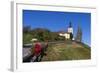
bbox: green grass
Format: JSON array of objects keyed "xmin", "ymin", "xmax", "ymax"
[{"xmin": 42, "ymin": 41, "xmax": 91, "ymax": 61}]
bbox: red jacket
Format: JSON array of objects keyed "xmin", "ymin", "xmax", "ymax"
[{"xmin": 34, "ymin": 43, "xmax": 42, "ymax": 56}]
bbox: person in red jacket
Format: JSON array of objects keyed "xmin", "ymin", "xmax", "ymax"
[
  {"xmin": 34, "ymin": 41, "xmax": 42, "ymax": 56},
  {"xmin": 31, "ymin": 40, "xmax": 42, "ymax": 62}
]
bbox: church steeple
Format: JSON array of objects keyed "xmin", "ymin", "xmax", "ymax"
[
  {"xmin": 68, "ymin": 21, "xmax": 73, "ymax": 33},
  {"xmin": 67, "ymin": 21, "xmax": 73, "ymax": 40},
  {"xmin": 69, "ymin": 21, "xmax": 72, "ymax": 28}
]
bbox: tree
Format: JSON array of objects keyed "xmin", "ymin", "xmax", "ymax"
[
  {"xmin": 75, "ymin": 25, "xmax": 82, "ymax": 42},
  {"xmin": 23, "ymin": 26, "xmax": 31, "ymax": 33},
  {"xmin": 31, "ymin": 28, "xmax": 51, "ymax": 41},
  {"xmin": 70, "ymin": 33, "xmax": 73, "ymax": 40}
]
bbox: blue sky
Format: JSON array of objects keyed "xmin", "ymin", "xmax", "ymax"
[{"xmin": 23, "ymin": 10, "xmax": 91, "ymax": 46}]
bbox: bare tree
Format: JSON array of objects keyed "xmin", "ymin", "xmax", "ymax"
[{"xmin": 75, "ymin": 25, "xmax": 82, "ymax": 42}]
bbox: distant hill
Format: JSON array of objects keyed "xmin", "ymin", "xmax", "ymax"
[{"xmin": 41, "ymin": 40, "xmax": 91, "ymax": 61}]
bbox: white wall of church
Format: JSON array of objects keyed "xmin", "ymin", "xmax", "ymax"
[
  {"xmin": 68, "ymin": 28, "xmax": 73, "ymax": 34},
  {"xmin": 59, "ymin": 33, "xmax": 70, "ymax": 39}
]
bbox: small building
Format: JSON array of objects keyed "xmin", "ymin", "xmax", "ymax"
[{"xmin": 59, "ymin": 32, "xmax": 70, "ymax": 39}]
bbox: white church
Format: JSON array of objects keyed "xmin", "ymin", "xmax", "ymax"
[{"xmin": 59, "ymin": 22, "xmax": 74, "ymax": 40}]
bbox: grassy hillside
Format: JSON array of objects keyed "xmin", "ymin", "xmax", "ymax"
[{"xmin": 41, "ymin": 41, "xmax": 91, "ymax": 61}]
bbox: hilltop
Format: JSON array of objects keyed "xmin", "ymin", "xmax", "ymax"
[{"xmin": 41, "ymin": 41, "xmax": 91, "ymax": 61}]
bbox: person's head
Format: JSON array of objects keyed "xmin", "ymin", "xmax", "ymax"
[{"xmin": 33, "ymin": 39, "xmax": 37, "ymax": 43}]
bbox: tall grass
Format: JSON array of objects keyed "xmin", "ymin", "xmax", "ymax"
[{"xmin": 42, "ymin": 41, "xmax": 91, "ymax": 61}]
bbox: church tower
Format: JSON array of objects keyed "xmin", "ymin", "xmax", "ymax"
[
  {"xmin": 68, "ymin": 22, "xmax": 73, "ymax": 34},
  {"xmin": 68, "ymin": 22, "xmax": 73, "ymax": 40}
]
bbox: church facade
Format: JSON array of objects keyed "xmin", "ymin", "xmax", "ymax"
[{"xmin": 59, "ymin": 22, "xmax": 74, "ymax": 40}]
